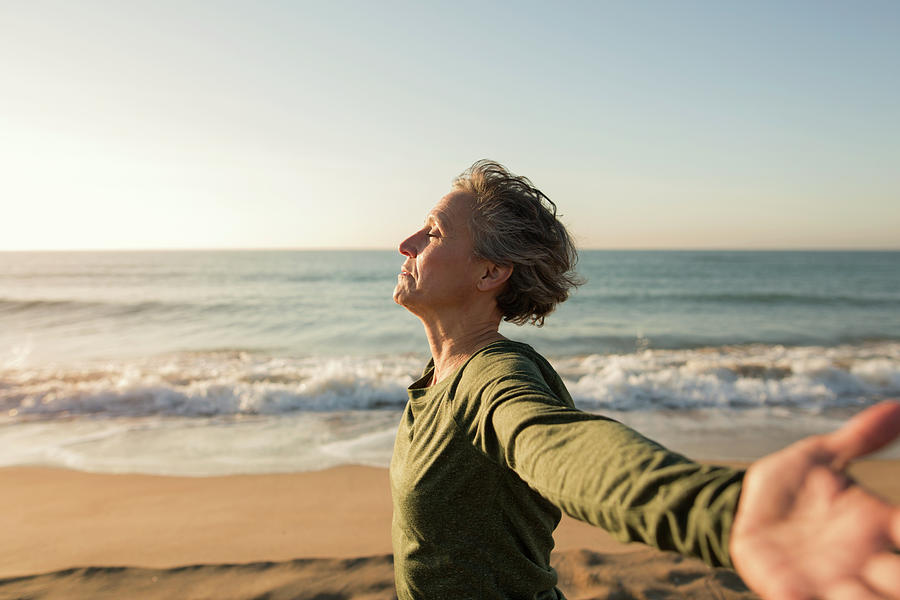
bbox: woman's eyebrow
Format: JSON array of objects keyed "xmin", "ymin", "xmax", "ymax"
[{"xmin": 425, "ymin": 212, "xmax": 451, "ymax": 232}]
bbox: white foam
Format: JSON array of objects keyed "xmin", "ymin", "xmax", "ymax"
[
  {"xmin": 1, "ymin": 352, "xmax": 423, "ymax": 420},
  {"xmin": 2, "ymin": 343, "xmax": 899, "ymax": 475},
  {"xmin": 557, "ymin": 342, "xmax": 900, "ymax": 411},
  {"xmin": 3, "ymin": 343, "xmax": 899, "ymax": 422}
]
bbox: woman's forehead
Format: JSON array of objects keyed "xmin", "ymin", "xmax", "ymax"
[{"xmin": 427, "ymin": 190, "xmax": 474, "ymax": 231}]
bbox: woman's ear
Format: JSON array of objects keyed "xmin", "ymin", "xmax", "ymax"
[{"xmin": 477, "ymin": 262, "xmax": 513, "ymax": 292}]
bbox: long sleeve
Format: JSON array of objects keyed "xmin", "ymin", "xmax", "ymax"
[{"xmin": 463, "ymin": 348, "xmax": 744, "ymax": 569}]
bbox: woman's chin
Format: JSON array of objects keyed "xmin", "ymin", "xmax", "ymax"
[{"xmin": 393, "ymin": 287, "xmax": 414, "ymax": 309}]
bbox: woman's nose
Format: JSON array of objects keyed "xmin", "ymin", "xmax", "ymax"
[{"xmin": 398, "ymin": 233, "xmax": 418, "ymax": 258}]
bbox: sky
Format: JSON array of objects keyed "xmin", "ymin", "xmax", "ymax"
[{"xmin": 1, "ymin": 0, "xmax": 898, "ymax": 250}]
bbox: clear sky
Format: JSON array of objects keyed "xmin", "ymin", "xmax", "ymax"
[{"xmin": 2, "ymin": 0, "xmax": 898, "ymax": 250}]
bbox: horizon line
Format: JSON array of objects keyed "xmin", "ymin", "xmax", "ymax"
[{"xmin": 1, "ymin": 246, "xmax": 899, "ymax": 253}]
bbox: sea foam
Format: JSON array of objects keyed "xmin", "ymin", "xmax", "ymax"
[
  {"xmin": 2, "ymin": 342, "xmax": 898, "ymax": 422},
  {"xmin": 2, "ymin": 343, "xmax": 899, "ymax": 475},
  {"xmin": 1, "ymin": 351, "xmax": 419, "ymax": 421}
]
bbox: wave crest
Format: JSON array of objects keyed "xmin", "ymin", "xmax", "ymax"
[
  {"xmin": 557, "ymin": 342, "xmax": 900, "ymax": 411},
  {"xmin": 1, "ymin": 352, "xmax": 421, "ymax": 420},
  {"xmin": 3, "ymin": 342, "xmax": 899, "ymax": 422}
]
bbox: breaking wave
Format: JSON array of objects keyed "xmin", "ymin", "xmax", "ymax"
[{"xmin": 3, "ymin": 342, "xmax": 898, "ymax": 422}]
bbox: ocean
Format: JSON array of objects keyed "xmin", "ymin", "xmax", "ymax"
[{"xmin": 2, "ymin": 250, "xmax": 899, "ymax": 475}]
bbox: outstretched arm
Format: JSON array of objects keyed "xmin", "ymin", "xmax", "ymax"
[{"xmin": 731, "ymin": 400, "xmax": 900, "ymax": 600}]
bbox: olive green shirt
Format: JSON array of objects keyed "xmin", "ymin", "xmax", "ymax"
[{"xmin": 390, "ymin": 340, "xmax": 744, "ymax": 599}]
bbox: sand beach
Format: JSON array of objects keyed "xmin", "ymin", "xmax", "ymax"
[{"xmin": 2, "ymin": 459, "xmax": 898, "ymax": 599}]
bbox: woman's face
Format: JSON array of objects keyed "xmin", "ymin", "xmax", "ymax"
[{"xmin": 393, "ymin": 190, "xmax": 483, "ymax": 317}]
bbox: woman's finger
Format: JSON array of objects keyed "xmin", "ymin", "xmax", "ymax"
[
  {"xmin": 863, "ymin": 552, "xmax": 900, "ymax": 599},
  {"xmin": 823, "ymin": 579, "xmax": 889, "ymax": 600},
  {"xmin": 823, "ymin": 401, "xmax": 900, "ymax": 469}
]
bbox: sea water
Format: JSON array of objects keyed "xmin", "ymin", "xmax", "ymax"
[{"xmin": 1, "ymin": 250, "xmax": 899, "ymax": 475}]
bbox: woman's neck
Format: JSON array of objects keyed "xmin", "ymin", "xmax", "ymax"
[{"xmin": 423, "ymin": 322, "xmax": 506, "ymax": 386}]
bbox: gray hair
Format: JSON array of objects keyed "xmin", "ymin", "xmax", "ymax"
[{"xmin": 453, "ymin": 160, "xmax": 583, "ymax": 326}]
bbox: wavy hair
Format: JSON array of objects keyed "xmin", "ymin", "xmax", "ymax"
[{"xmin": 453, "ymin": 160, "xmax": 583, "ymax": 326}]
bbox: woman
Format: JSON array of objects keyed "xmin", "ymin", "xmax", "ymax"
[{"xmin": 391, "ymin": 160, "xmax": 900, "ymax": 599}]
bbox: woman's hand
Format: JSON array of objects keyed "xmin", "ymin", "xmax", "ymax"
[{"xmin": 731, "ymin": 400, "xmax": 900, "ymax": 600}]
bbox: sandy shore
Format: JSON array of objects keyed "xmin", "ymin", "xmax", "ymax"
[{"xmin": 1, "ymin": 460, "xmax": 898, "ymax": 599}]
